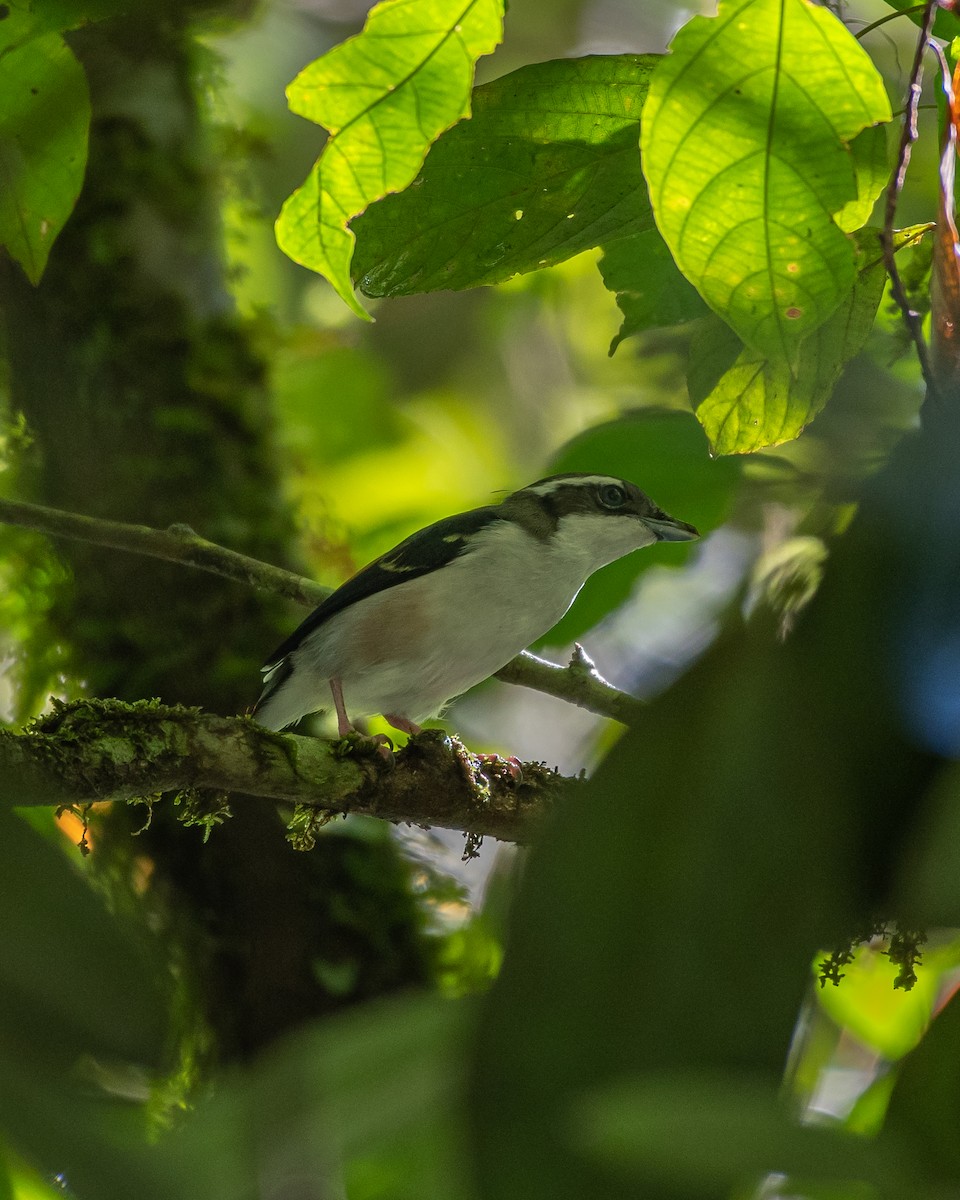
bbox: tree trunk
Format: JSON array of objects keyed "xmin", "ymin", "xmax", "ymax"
[{"xmin": 1, "ymin": 9, "xmax": 428, "ymax": 1062}]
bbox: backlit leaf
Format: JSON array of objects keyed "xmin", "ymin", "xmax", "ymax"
[
  {"xmin": 837, "ymin": 123, "xmax": 890, "ymax": 234},
  {"xmin": 687, "ymin": 231, "xmax": 900, "ymax": 454},
  {"xmin": 642, "ymin": 0, "xmax": 891, "ymax": 362},
  {"xmin": 275, "ymin": 0, "xmax": 504, "ymax": 319}
]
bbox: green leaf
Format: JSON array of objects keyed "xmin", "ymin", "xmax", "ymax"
[
  {"xmin": 813, "ymin": 942, "xmax": 940, "ymax": 1060},
  {"xmin": 641, "ymin": 0, "xmax": 892, "ymax": 362},
  {"xmin": 275, "ymin": 0, "xmax": 504, "ymax": 319},
  {"xmin": 576, "ymin": 1073, "xmax": 918, "ymax": 1195},
  {"xmin": 598, "ymin": 228, "xmax": 708, "ymax": 353},
  {"xmin": 687, "ymin": 232, "xmax": 889, "ymax": 454},
  {"xmin": 542, "ymin": 409, "xmax": 740, "ymax": 644},
  {"xmin": 351, "ymin": 55, "xmax": 657, "ymax": 297},
  {"xmin": 836, "ymin": 124, "xmax": 889, "ymax": 234},
  {"xmin": 0, "ymin": 808, "xmax": 171, "ymax": 1200},
  {"xmin": 470, "ymin": 627, "xmax": 880, "ymax": 1200},
  {"xmin": 0, "ymin": 22, "xmax": 90, "ymax": 283}
]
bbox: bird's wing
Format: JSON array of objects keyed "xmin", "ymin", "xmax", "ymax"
[{"xmin": 262, "ymin": 506, "xmax": 501, "ymax": 668}]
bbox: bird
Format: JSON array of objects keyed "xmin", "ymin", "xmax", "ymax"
[{"xmin": 253, "ymin": 473, "xmax": 699, "ymax": 736}]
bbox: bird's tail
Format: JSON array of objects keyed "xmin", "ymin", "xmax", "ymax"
[{"xmin": 251, "ymin": 658, "xmax": 302, "ymax": 731}]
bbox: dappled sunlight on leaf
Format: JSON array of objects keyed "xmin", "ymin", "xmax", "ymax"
[
  {"xmin": 642, "ymin": 0, "xmax": 891, "ymax": 361},
  {"xmin": 687, "ymin": 230, "xmax": 926, "ymax": 454}
]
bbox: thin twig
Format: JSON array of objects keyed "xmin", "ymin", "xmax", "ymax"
[
  {"xmin": 0, "ymin": 497, "xmax": 326, "ymax": 607},
  {"xmin": 855, "ymin": 4, "xmax": 925, "ymax": 40},
  {"xmin": 496, "ymin": 645, "xmax": 645, "ymax": 725},
  {"xmin": 880, "ymin": 0, "xmax": 941, "ymax": 407},
  {"xmin": 0, "ymin": 496, "xmax": 644, "ymax": 726}
]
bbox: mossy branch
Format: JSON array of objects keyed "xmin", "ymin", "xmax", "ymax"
[
  {"xmin": 0, "ymin": 497, "xmax": 644, "ymax": 725},
  {"xmin": 0, "ymin": 699, "xmax": 573, "ymax": 844}
]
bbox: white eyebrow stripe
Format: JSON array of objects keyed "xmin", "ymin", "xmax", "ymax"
[{"xmin": 524, "ymin": 475, "xmax": 624, "ymax": 496}]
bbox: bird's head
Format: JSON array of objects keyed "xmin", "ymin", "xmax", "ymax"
[{"xmin": 501, "ymin": 473, "xmax": 699, "ymax": 571}]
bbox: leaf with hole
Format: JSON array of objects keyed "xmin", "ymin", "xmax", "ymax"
[{"xmin": 352, "ymin": 55, "xmax": 657, "ymax": 297}]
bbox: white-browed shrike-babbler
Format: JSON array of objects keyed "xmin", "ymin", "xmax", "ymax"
[{"xmin": 253, "ymin": 473, "xmax": 699, "ymax": 736}]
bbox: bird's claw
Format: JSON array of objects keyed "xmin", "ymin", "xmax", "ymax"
[
  {"xmin": 370, "ymin": 732, "xmax": 396, "ymax": 766},
  {"xmin": 333, "ymin": 729, "xmax": 395, "ymax": 766}
]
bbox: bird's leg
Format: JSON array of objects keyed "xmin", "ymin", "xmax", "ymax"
[
  {"xmin": 331, "ymin": 678, "xmax": 395, "ymax": 761},
  {"xmin": 329, "ymin": 677, "xmax": 355, "ymax": 737},
  {"xmin": 383, "ymin": 713, "xmax": 422, "ymax": 737}
]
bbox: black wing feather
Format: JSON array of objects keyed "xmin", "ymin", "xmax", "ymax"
[{"xmin": 263, "ymin": 506, "xmax": 501, "ymax": 667}]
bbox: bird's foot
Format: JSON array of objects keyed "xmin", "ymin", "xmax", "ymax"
[
  {"xmin": 333, "ymin": 728, "xmax": 395, "ymax": 766},
  {"xmin": 369, "ymin": 732, "xmax": 396, "ymax": 765}
]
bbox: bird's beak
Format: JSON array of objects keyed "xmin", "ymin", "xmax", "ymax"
[{"xmin": 644, "ymin": 515, "xmax": 700, "ymax": 542}]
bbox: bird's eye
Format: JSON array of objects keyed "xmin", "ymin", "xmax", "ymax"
[{"xmin": 597, "ymin": 484, "xmax": 627, "ymax": 509}]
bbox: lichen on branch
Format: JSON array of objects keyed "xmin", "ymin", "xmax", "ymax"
[{"xmin": 0, "ymin": 698, "xmax": 573, "ymax": 844}]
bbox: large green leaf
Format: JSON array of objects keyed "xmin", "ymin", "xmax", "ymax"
[
  {"xmin": 351, "ymin": 55, "xmax": 657, "ymax": 296},
  {"xmin": 884, "ymin": 992, "xmax": 960, "ymax": 1180},
  {"xmin": 598, "ymin": 228, "xmax": 709, "ymax": 353},
  {"xmin": 0, "ymin": 10, "xmax": 90, "ymax": 284},
  {"xmin": 0, "ymin": 808, "xmax": 169, "ymax": 1072},
  {"xmin": 642, "ymin": 0, "xmax": 891, "ymax": 363},
  {"xmin": 0, "ymin": 806, "xmax": 170, "ymax": 1199},
  {"xmin": 600, "ymin": 124, "xmax": 886, "ymax": 356},
  {"xmin": 687, "ymin": 231, "xmax": 891, "ymax": 454},
  {"xmin": 275, "ymin": 0, "xmax": 503, "ymax": 319},
  {"xmin": 470, "ymin": 402, "xmax": 960, "ymax": 1200}
]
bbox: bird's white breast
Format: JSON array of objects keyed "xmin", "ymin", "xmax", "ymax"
[{"xmin": 285, "ymin": 512, "xmax": 657, "ymax": 724}]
